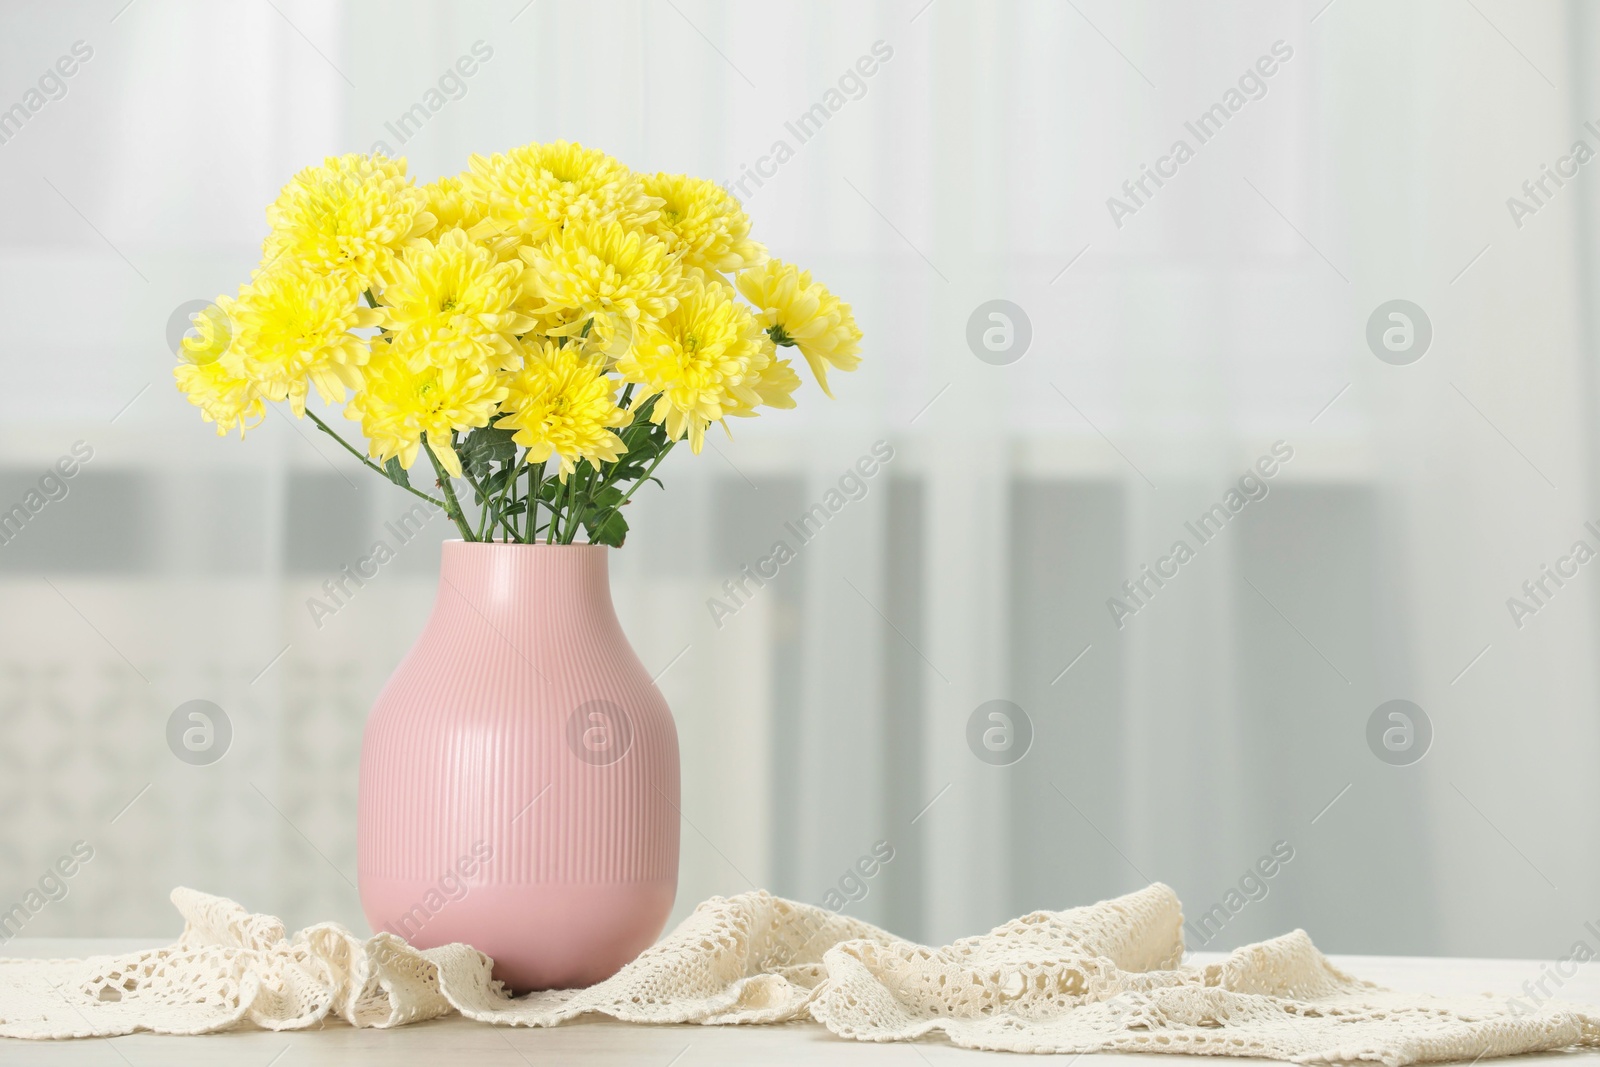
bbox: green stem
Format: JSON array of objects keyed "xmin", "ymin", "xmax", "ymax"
[
  {"xmin": 550, "ymin": 470, "xmax": 579, "ymax": 544},
  {"xmin": 304, "ymin": 409, "xmax": 450, "ymax": 511},
  {"xmin": 564, "ymin": 464, "xmax": 594, "ymax": 543},
  {"xmin": 559, "ymin": 465, "xmax": 583, "ymax": 544},
  {"xmin": 450, "ymin": 432, "xmax": 489, "ymax": 540},
  {"xmin": 591, "ymin": 441, "xmax": 674, "ymax": 531},
  {"xmin": 617, "ymin": 443, "xmax": 673, "ymax": 508},
  {"xmin": 563, "ymin": 404, "xmax": 671, "ymax": 543},
  {"xmin": 545, "ymin": 473, "xmax": 560, "ymax": 545},
  {"xmin": 578, "ymin": 398, "xmax": 658, "ymax": 507},
  {"xmin": 468, "ymin": 471, "xmax": 514, "ymax": 542},
  {"xmin": 491, "ymin": 457, "xmax": 522, "ymax": 542},
  {"xmin": 474, "ymin": 462, "xmax": 490, "ymax": 539},
  {"xmin": 527, "ymin": 461, "xmax": 545, "ymax": 541},
  {"xmin": 452, "ymin": 434, "xmax": 522, "ymax": 542},
  {"xmin": 556, "ymin": 472, "xmax": 576, "ymax": 544},
  {"xmin": 423, "ymin": 442, "xmax": 476, "ymax": 541}
]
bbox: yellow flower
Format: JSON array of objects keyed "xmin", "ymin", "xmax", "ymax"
[
  {"xmin": 344, "ymin": 339, "xmax": 508, "ymax": 478},
  {"xmin": 263, "ymin": 153, "xmax": 435, "ymax": 284},
  {"xmin": 616, "ymin": 278, "xmax": 765, "ymax": 452},
  {"xmin": 419, "ymin": 174, "xmax": 485, "ymax": 233},
  {"xmin": 499, "ymin": 340, "xmax": 629, "ymax": 479},
  {"xmin": 514, "ymin": 304, "xmax": 629, "ymax": 370},
  {"xmin": 173, "ymin": 297, "xmax": 264, "ymax": 436},
  {"xmin": 378, "ymin": 228, "xmax": 533, "ymax": 371},
  {"xmin": 175, "ymin": 357, "xmax": 264, "ymax": 437},
  {"xmin": 422, "ymin": 173, "xmax": 523, "ymax": 263},
  {"xmin": 462, "ymin": 140, "xmax": 659, "ymax": 248},
  {"xmin": 736, "ymin": 259, "xmax": 862, "ymax": 397},
  {"xmin": 231, "ymin": 264, "xmax": 382, "ymax": 416},
  {"xmin": 729, "ymin": 337, "xmax": 800, "ymax": 415},
  {"xmin": 643, "ymin": 173, "xmax": 764, "ymax": 276},
  {"xmin": 176, "ymin": 297, "xmax": 235, "ymax": 367},
  {"xmin": 523, "ymin": 218, "xmax": 683, "ymax": 326}
]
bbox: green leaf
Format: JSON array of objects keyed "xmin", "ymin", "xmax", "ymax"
[
  {"xmin": 459, "ymin": 425, "xmax": 517, "ymax": 481},
  {"xmin": 382, "ymin": 457, "xmax": 411, "ymax": 488},
  {"xmin": 481, "ymin": 466, "xmax": 518, "ymax": 497},
  {"xmin": 606, "ymin": 421, "xmax": 671, "ymax": 484},
  {"xmin": 584, "ymin": 508, "xmax": 628, "ymax": 547}
]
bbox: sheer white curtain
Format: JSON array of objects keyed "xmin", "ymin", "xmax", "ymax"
[{"xmin": 0, "ymin": 0, "xmax": 1595, "ymax": 962}]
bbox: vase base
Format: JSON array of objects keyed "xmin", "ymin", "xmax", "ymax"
[{"xmin": 362, "ymin": 878, "xmax": 676, "ymax": 992}]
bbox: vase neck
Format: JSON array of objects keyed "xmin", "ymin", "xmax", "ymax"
[{"xmin": 435, "ymin": 542, "xmax": 614, "ymax": 623}]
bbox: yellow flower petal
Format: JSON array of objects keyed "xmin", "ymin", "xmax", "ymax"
[
  {"xmin": 500, "ymin": 340, "xmax": 629, "ymax": 477},
  {"xmin": 263, "ymin": 153, "xmax": 433, "ymax": 286},
  {"xmin": 736, "ymin": 258, "xmax": 861, "ymax": 397}
]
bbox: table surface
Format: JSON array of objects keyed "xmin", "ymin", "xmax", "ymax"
[{"xmin": 3, "ymin": 941, "xmax": 1598, "ymax": 1066}]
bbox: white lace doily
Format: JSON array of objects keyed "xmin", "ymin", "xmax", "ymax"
[{"xmin": 1, "ymin": 883, "xmax": 1593, "ymax": 1063}]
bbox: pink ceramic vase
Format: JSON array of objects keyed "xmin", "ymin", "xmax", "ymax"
[{"xmin": 357, "ymin": 541, "xmax": 679, "ymax": 992}]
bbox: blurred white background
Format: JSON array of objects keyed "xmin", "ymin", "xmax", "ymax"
[{"xmin": 1, "ymin": 0, "xmax": 1597, "ymax": 964}]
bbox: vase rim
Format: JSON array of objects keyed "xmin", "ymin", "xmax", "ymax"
[{"xmin": 441, "ymin": 539, "xmax": 609, "ymax": 551}]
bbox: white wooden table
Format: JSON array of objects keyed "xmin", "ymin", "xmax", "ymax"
[{"xmin": 3, "ymin": 941, "xmax": 1597, "ymax": 1066}]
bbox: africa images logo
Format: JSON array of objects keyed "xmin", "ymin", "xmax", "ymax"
[
  {"xmin": 1106, "ymin": 442, "xmax": 1294, "ymax": 629},
  {"xmin": 1105, "ymin": 40, "xmax": 1294, "ymax": 229}
]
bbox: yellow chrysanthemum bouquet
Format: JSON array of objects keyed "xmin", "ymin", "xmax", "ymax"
[{"xmin": 175, "ymin": 141, "xmax": 861, "ymax": 545}]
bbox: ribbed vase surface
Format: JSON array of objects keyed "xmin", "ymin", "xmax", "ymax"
[{"xmin": 357, "ymin": 541, "xmax": 679, "ymax": 992}]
